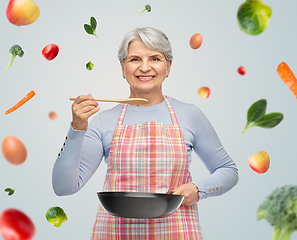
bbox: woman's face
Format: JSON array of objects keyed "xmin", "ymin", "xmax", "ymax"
[{"xmin": 121, "ymin": 40, "xmax": 172, "ymax": 96}]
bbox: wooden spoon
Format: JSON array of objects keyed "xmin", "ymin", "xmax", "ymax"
[{"xmin": 69, "ymin": 97, "xmax": 148, "ymax": 105}]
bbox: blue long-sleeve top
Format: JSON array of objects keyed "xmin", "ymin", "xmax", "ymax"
[{"xmin": 52, "ymin": 96, "xmax": 238, "ymax": 200}]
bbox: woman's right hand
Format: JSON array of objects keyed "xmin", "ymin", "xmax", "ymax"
[{"xmin": 71, "ymin": 94, "xmax": 100, "ymax": 131}]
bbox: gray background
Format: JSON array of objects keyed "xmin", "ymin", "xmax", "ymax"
[{"xmin": 1, "ymin": 0, "xmax": 297, "ymax": 239}]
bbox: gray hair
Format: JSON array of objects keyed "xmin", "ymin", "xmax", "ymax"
[{"xmin": 118, "ymin": 27, "xmax": 173, "ymax": 63}]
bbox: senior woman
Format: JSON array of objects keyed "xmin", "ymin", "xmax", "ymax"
[{"xmin": 52, "ymin": 27, "xmax": 238, "ymax": 239}]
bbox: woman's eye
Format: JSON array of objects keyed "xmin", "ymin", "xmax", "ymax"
[
  {"xmin": 152, "ymin": 58, "xmax": 160, "ymax": 61},
  {"xmin": 131, "ymin": 58, "xmax": 139, "ymax": 62}
]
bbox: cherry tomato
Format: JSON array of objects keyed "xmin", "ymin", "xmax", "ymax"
[
  {"xmin": 189, "ymin": 33, "xmax": 203, "ymax": 49},
  {"xmin": 42, "ymin": 44, "xmax": 59, "ymax": 61},
  {"xmin": 238, "ymin": 66, "xmax": 246, "ymax": 75},
  {"xmin": 0, "ymin": 208, "xmax": 35, "ymax": 240}
]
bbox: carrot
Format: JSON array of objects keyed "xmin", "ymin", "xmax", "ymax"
[
  {"xmin": 5, "ymin": 90, "xmax": 35, "ymax": 115},
  {"xmin": 277, "ymin": 62, "xmax": 297, "ymax": 99}
]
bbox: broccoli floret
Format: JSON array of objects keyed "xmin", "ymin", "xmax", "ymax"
[
  {"xmin": 5, "ymin": 44, "xmax": 24, "ymax": 70},
  {"xmin": 139, "ymin": 5, "xmax": 151, "ymax": 14},
  {"xmin": 257, "ymin": 185, "xmax": 297, "ymax": 240}
]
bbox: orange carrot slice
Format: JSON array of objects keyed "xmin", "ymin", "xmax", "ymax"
[
  {"xmin": 277, "ymin": 62, "xmax": 297, "ymax": 99},
  {"xmin": 5, "ymin": 90, "xmax": 35, "ymax": 115}
]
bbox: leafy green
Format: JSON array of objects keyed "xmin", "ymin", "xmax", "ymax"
[
  {"xmin": 86, "ymin": 61, "xmax": 94, "ymax": 70},
  {"xmin": 90, "ymin": 17, "xmax": 97, "ymax": 31},
  {"xmin": 257, "ymin": 185, "xmax": 297, "ymax": 240},
  {"xmin": 84, "ymin": 24, "xmax": 93, "ymax": 35},
  {"xmin": 246, "ymin": 99, "xmax": 267, "ymax": 127},
  {"xmin": 46, "ymin": 206, "xmax": 67, "ymax": 227},
  {"xmin": 251, "ymin": 113, "xmax": 284, "ymax": 128},
  {"xmin": 4, "ymin": 188, "xmax": 15, "ymax": 196},
  {"xmin": 242, "ymin": 99, "xmax": 283, "ymax": 133},
  {"xmin": 84, "ymin": 16, "xmax": 98, "ymax": 38},
  {"xmin": 139, "ymin": 5, "xmax": 151, "ymax": 13},
  {"xmin": 237, "ymin": 0, "xmax": 272, "ymax": 35}
]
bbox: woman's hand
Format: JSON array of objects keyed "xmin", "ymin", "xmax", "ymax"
[
  {"xmin": 71, "ymin": 94, "xmax": 100, "ymax": 131},
  {"xmin": 172, "ymin": 183, "xmax": 199, "ymax": 206}
]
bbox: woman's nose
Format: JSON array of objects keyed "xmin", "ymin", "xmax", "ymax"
[{"xmin": 139, "ymin": 60, "xmax": 151, "ymax": 72}]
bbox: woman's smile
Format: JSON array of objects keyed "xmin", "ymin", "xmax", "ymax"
[{"xmin": 136, "ymin": 75, "xmax": 155, "ymax": 81}]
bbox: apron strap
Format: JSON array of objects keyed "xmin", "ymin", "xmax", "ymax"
[
  {"xmin": 117, "ymin": 96, "xmax": 179, "ymax": 126},
  {"xmin": 164, "ymin": 96, "xmax": 179, "ymax": 126},
  {"xmin": 117, "ymin": 104, "xmax": 128, "ymax": 125}
]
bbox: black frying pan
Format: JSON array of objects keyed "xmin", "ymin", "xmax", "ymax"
[{"xmin": 97, "ymin": 191, "xmax": 184, "ymax": 219}]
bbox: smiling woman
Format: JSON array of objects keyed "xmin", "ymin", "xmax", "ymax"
[
  {"xmin": 120, "ymin": 40, "xmax": 172, "ymax": 104},
  {"xmin": 117, "ymin": 27, "xmax": 173, "ymax": 106},
  {"xmin": 52, "ymin": 27, "xmax": 238, "ymax": 240}
]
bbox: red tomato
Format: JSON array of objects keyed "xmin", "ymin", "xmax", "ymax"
[
  {"xmin": 238, "ymin": 66, "xmax": 246, "ymax": 75},
  {"xmin": 42, "ymin": 44, "xmax": 59, "ymax": 61},
  {"xmin": 0, "ymin": 208, "xmax": 35, "ymax": 240},
  {"xmin": 189, "ymin": 33, "xmax": 203, "ymax": 49}
]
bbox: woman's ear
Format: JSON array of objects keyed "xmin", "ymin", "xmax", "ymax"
[
  {"xmin": 166, "ymin": 60, "xmax": 172, "ymax": 77},
  {"xmin": 120, "ymin": 61, "xmax": 125, "ymax": 78}
]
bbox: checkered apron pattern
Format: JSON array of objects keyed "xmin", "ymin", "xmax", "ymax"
[{"xmin": 91, "ymin": 97, "xmax": 203, "ymax": 239}]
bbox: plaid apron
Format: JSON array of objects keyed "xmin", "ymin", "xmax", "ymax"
[{"xmin": 91, "ymin": 97, "xmax": 203, "ymax": 239}]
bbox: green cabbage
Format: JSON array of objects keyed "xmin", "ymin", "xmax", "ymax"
[
  {"xmin": 237, "ymin": 0, "xmax": 272, "ymax": 35},
  {"xmin": 46, "ymin": 206, "xmax": 67, "ymax": 227}
]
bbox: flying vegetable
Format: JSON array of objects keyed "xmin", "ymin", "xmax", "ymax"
[
  {"xmin": 242, "ymin": 99, "xmax": 283, "ymax": 133},
  {"xmin": 46, "ymin": 206, "xmax": 67, "ymax": 227},
  {"xmin": 84, "ymin": 16, "xmax": 98, "ymax": 38},
  {"xmin": 5, "ymin": 44, "xmax": 24, "ymax": 70},
  {"xmin": 257, "ymin": 185, "xmax": 297, "ymax": 240},
  {"xmin": 42, "ymin": 44, "xmax": 59, "ymax": 61},
  {"xmin": 0, "ymin": 208, "xmax": 35, "ymax": 240},
  {"xmin": 4, "ymin": 188, "xmax": 15, "ymax": 196},
  {"xmin": 139, "ymin": 5, "xmax": 151, "ymax": 13},
  {"xmin": 86, "ymin": 61, "xmax": 94, "ymax": 70},
  {"xmin": 237, "ymin": 0, "xmax": 272, "ymax": 35}
]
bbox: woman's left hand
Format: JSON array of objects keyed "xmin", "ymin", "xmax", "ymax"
[{"xmin": 171, "ymin": 183, "xmax": 199, "ymax": 206}]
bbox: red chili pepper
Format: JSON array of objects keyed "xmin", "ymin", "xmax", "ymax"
[
  {"xmin": 0, "ymin": 208, "xmax": 35, "ymax": 240},
  {"xmin": 42, "ymin": 44, "xmax": 59, "ymax": 61}
]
